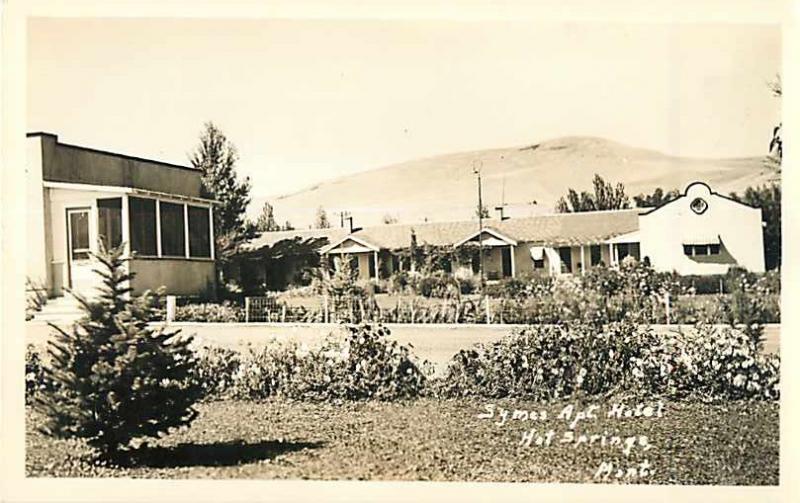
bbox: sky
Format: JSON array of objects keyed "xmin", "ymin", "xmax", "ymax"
[{"xmin": 27, "ymin": 18, "xmax": 781, "ymax": 200}]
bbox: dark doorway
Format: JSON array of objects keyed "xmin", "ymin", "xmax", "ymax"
[{"xmin": 501, "ymin": 246, "xmax": 512, "ymax": 277}]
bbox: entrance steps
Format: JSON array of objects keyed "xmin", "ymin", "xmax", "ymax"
[{"xmin": 30, "ymin": 295, "xmax": 84, "ymax": 324}]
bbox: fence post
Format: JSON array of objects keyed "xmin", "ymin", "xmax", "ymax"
[
  {"xmin": 664, "ymin": 292, "xmax": 671, "ymax": 325},
  {"xmin": 484, "ymin": 296, "xmax": 491, "ymax": 324},
  {"xmin": 166, "ymin": 295, "xmax": 176, "ymax": 325},
  {"xmin": 281, "ymin": 304, "xmax": 287, "ymax": 323},
  {"xmin": 323, "ymin": 294, "xmax": 329, "ymax": 324},
  {"xmin": 245, "ymin": 297, "xmax": 251, "ymax": 323}
]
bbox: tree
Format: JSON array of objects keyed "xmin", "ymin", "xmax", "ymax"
[
  {"xmin": 633, "ymin": 187, "xmax": 681, "ymax": 208},
  {"xmin": 315, "ymin": 206, "xmax": 331, "ymax": 229},
  {"xmin": 382, "ymin": 213, "xmax": 398, "ymax": 225},
  {"xmin": 730, "ymin": 184, "xmax": 781, "ymax": 270},
  {"xmin": 766, "ymin": 74, "xmax": 782, "ymax": 172},
  {"xmin": 190, "ymin": 122, "xmax": 253, "ymax": 246},
  {"xmin": 255, "ymin": 201, "xmax": 280, "ymax": 232},
  {"xmin": 190, "ymin": 122, "xmax": 256, "ymax": 284},
  {"xmin": 34, "ymin": 244, "xmax": 203, "ymax": 459},
  {"xmin": 476, "ymin": 204, "xmax": 490, "ymax": 219},
  {"xmin": 556, "ymin": 174, "xmax": 630, "ymax": 212},
  {"xmin": 282, "ymin": 221, "xmax": 295, "ymax": 231}
]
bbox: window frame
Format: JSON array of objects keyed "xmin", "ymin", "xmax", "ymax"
[
  {"xmin": 683, "ymin": 244, "xmax": 721, "ymax": 257},
  {"xmin": 127, "ymin": 194, "xmax": 214, "ymax": 261},
  {"xmin": 128, "ymin": 196, "xmax": 158, "ymax": 257},
  {"xmin": 187, "ymin": 204, "xmax": 213, "ymax": 259},
  {"xmin": 159, "ymin": 200, "xmax": 187, "ymax": 258}
]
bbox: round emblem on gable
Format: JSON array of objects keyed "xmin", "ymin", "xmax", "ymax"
[{"xmin": 690, "ymin": 197, "xmax": 708, "ymax": 215}]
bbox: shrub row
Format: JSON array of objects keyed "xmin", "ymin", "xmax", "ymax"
[
  {"xmin": 29, "ymin": 320, "xmax": 777, "ymax": 405},
  {"xmin": 438, "ymin": 322, "xmax": 779, "ymax": 402},
  {"xmin": 186, "ymin": 324, "xmax": 431, "ymax": 401}
]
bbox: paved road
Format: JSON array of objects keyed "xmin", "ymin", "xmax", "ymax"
[{"xmin": 26, "ymin": 322, "xmax": 780, "ymax": 374}]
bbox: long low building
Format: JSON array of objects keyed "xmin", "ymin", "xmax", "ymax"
[{"xmin": 245, "ymin": 182, "xmax": 765, "ymax": 287}]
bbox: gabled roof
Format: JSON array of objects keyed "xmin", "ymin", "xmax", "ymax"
[
  {"xmin": 454, "ymin": 227, "xmax": 518, "ymax": 247},
  {"xmin": 244, "ymin": 227, "xmax": 348, "ymax": 251},
  {"xmin": 245, "ymin": 207, "xmax": 644, "ymax": 252},
  {"xmin": 320, "ymin": 235, "xmax": 381, "ymax": 254}
]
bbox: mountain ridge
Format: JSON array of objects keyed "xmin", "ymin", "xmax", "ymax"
[{"xmin": 251, "ymin": 136, "xmax": 775, "ymax": 229}]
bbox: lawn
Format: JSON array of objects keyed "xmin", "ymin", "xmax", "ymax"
[{"xmin": 26, "ymin": 398, "xmax": 778, "ymax": 484}]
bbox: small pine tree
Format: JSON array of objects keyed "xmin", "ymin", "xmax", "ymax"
[
  {"xmin": 315, "ymin": 206, "xmax": 331, "ymax": 229},
  {"xmin": 34, "ymin": 244, "xmax": 203, "ymax": 459}
]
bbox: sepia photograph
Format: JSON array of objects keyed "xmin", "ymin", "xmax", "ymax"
[{"xmin": 2, "ymin": 1, "xmax": 797, "ymax": 500}]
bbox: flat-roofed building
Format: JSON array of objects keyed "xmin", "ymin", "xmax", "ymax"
[{"xmin": 26, "ymin": 132, "xmax": 217, "ymax": 299}]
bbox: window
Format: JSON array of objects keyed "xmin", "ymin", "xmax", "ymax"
[
  {"xmin": 683, "ymin": 244, "xmax": 721, "ymax": 256},
  {"xmin": 590, "ymin": 245, "xmax": 602, "ymax": 266},
  {"xmin": 617, "ymin": 243, "xmax": 630, "ymax": 261},
  {"xmin": 160, "ymin": 201, "xmax": 186, "ymax": 257},
  {"xmin": 68, "ymin": 210, "xmax": 90, "ymax": 260},
  {"xmin": 368, "ymin": 253, "xmax": 376, "ymax": 279},
  {"xmin": 558, "ymin": 247, "xmax": 572, "ymax": 273},
  {"xmin": 188, "ymin": 205, "xmax": 212, "ymax": 258},
  {"xmin": 129, "ymin": 197, "xmax": 157, "ymax": 255},
  {"xmin": 533, "ymin": 258, "xmax": 545, "ymax": 269},
  {"xmin": 97, "ymin": 198, "xmax": 122, "ymax": 250}
]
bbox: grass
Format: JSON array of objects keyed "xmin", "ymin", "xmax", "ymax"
[{"xmin": 26, "ymin": 398, "xmax": 778, "ymax": 484}]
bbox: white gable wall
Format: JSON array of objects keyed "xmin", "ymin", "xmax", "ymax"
[{"xmin": 639, "ymin": 183, "xmax": 765, "ymax": 275}]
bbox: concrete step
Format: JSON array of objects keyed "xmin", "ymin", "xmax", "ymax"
[
  {"xmin": 31, "ymin": 312, "xmax": 84, "ymax": 324},
  {"xmin": 32, "ymin": 297, "xmax": 85, "ymax": 323}
]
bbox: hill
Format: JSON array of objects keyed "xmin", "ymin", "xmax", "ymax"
[{"xmin": 251, "ymin": 136, "xmax": 777, "ymax": 228}]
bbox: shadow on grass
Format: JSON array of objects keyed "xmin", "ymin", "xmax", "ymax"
[{"xmin": 121, "ymin": 439, "xmax": 325, "ymax": 468}]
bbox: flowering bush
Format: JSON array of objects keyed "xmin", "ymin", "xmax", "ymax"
[
  {"xmin": 191, "ymin": 324, "xmax": 432, "ymax": 401},
  {"xmin": 174, "ymin": 301, "xmax": 245, "ymax": 323},
  {"xmin": 438, "ymin": 321, "xmax": 779, "ymax": 402},
  {"xmin": 438, "ymin": 321, "xmax": 664, "ymax": 400},
  {"xmin": 25, "ymin": 344, "xmax": 55, "ymax": 404}
]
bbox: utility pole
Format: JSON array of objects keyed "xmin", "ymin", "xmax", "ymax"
[{"xmin": 473, "ymin": 159, "xmax": 485, "ymax": 294}]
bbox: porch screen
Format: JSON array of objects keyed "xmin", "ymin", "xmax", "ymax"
[
  {"xmin": 160, "ymin": 201, "xmax": 186, "ymax": 257},
  {"xmin": 97, "ymin": 198, "xmax": 122, "ymax": 250},
  {"xmin": 188, "ymin": 205, "xmax": 212, "ymax": 258},
  {"xmin": 129, "ymin": 197, "xmax": 157, "ymax": 255}
]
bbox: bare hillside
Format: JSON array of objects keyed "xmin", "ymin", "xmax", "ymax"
[{"xmin": 253, "ymin": 137, "xmax": 776, "ymax": 228}]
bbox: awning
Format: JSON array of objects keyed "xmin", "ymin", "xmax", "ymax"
[
  {"xmin": 544, "ymin": 247, "xmax": 561, "ymax": 273},
  {"xmin": 530, "ymin": 246, "xmax": 544, "ymax": 261},
  {"xmin": 682, "ymin": 233, "xmax": 721, "ymax": 246}
]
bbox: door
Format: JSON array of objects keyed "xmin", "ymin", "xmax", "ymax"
[
  {"xmin": 501, "ymin": 246, "xmax": 513, "ymax": 277},
  {"xmin": 66, "ymin": 208, "xmax": 96, "ymax": 296}
]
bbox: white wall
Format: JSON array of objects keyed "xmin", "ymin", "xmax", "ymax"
[
  {"xmin": 639, "ymin": 182, "xmax": 765, "ymax": 274},
  {"xmin": 47, "ymin": 188, "xmax": 123, "ymax": 295},
  {"xmin": 26, "ymin": 137, "xmax": 51, "ymax": 291}
]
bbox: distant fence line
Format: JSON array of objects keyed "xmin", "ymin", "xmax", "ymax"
[{"xmin": 164, "ymin": 293, "xmax": 681, "ymax": 326}]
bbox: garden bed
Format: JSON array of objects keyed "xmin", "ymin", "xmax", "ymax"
[{"xmin": 26, "ymin": 398, "xmax": 778, "ymax": 484}]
